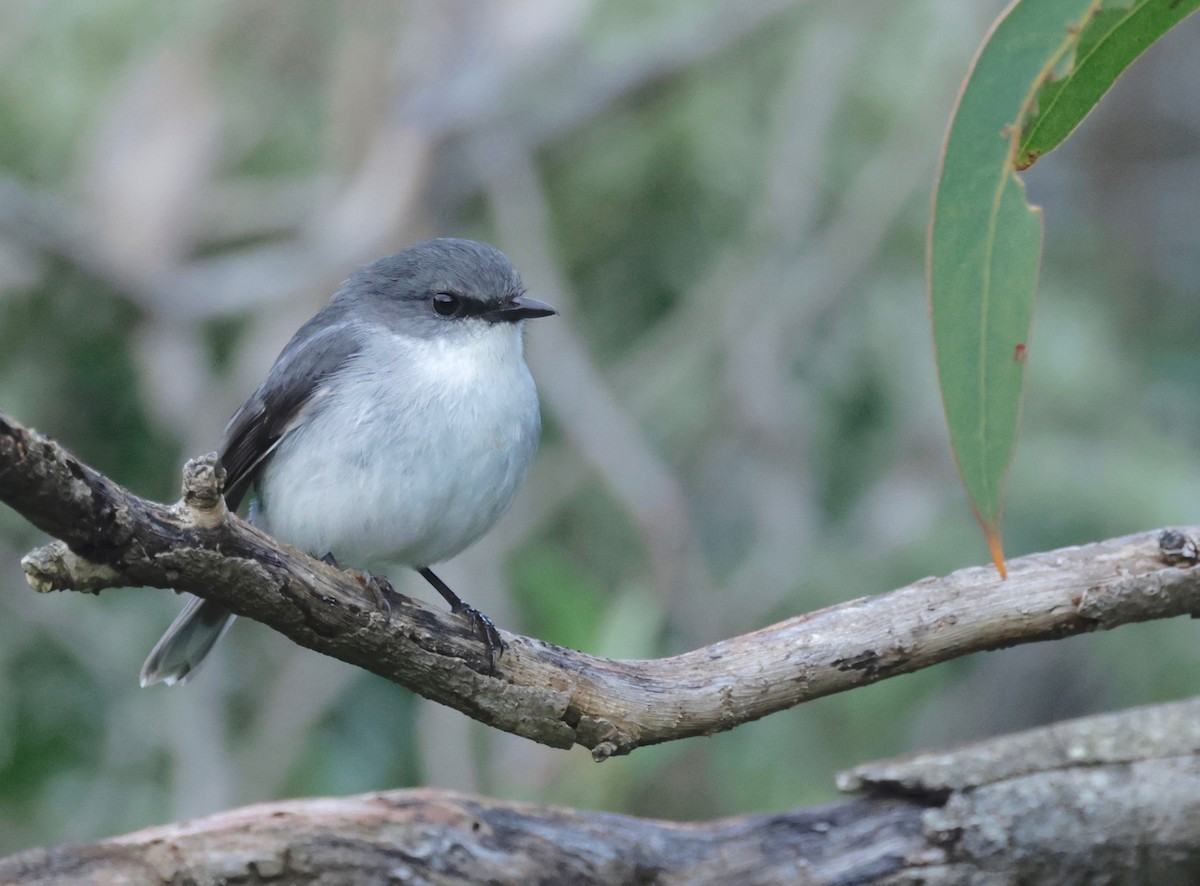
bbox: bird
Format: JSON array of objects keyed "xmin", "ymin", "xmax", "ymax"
[{"xmin": 140, "ymin": 238, "xmax": 555, "ymax": 686}]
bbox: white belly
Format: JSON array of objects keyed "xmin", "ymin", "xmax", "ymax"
[{"xmin": 254, "ymin": 326, "xmax": 540, "ymax": 570}]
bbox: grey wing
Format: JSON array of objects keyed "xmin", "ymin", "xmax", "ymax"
[
  {"xmin": 219, "ymin": 308, "xmax": 363, "ymax": 510},
  {"xmin": 141, "ymin": 306, "xmax": 363, "ymax": 687}
]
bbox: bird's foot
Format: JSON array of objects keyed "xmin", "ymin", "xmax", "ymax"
[
  {"xmin": 450, "ymin": 600, "xmax": 504, "ymax": 674},
  {"xmin": 347, "ymin": 569, "xmax": 394, "ymax": 617},
  {"xmin": 418, "ymin": 567, "xmax": 504, "ymax": 673}
]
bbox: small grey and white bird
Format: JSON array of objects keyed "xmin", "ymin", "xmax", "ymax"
[{"xmin": 140, "ymin": 238, "xmax": 555, "ymax": 686}]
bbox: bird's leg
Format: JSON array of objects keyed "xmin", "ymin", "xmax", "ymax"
[
  {"xmin": 322, "ymin": 552, "xmax": 392, "ymax": 616},
  {"xmin": 418, "ymin": 567, "xmax": 503, "ymax": 672}
]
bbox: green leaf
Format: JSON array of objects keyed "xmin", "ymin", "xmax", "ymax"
[
  {"xmin": 933, "ymin": 0, "xmax": 1200, "ymax": 572},
  {"xmin": 930, "ymin": 0, "xmax": 1101, "ymax": 574},
  {"xmin": 1018, "ymin": 0, "xmax": 1200, "ymax": 169}
]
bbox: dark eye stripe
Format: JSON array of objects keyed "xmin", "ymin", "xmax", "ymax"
[{"xmin": 432, "ymin": 291, "xmax": 496, "ymax": 319}]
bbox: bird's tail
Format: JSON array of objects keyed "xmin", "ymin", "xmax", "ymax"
[{"xmin": 139, "ymin": 596, "xmax": 236, "ymax": 687}]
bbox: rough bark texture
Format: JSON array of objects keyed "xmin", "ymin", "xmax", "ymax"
[
  {"xmin": 3, "ymin": 409, "xmax": 1200, "ymax": 761},
  {"xmin": 2, "ymin": 697, "xmax": 1198, "ymax": 885}
]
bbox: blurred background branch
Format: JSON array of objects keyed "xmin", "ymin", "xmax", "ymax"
[
  {"xmin": 5, "ymin": 695, "xmax": 1199, "ymax": 883},
  {"xmin": 0, "ymin": 0, "xmax": 1198, "ymax": 858}
]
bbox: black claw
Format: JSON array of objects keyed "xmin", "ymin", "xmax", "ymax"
[
  {"xmin": 451, "ymin": 601, "xmax": 504, "ymax": 673},
  {"xmin": 418, "ymin": 566, "xmax": 504, "ymax": 673},
  {"xmin": 320, "ymin": 551, "xmax": 339, "ymax": 567}
]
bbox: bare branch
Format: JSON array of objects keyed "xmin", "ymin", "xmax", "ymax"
[
  {"xmin": 2, "ymin": 408, "xmax": 1199, "ymax": 759},
  {"xmin": 3, "ymin": 697, "xmax": 1198, "ymax": 884}
]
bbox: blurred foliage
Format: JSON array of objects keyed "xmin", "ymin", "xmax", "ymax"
[
  {"xmin": 0, "ymin": 0, "xmax": 1198, "ymax": 858},
  {"xmin": 0, "ymin": 262, "xmax": 179, "ymax": 494}
]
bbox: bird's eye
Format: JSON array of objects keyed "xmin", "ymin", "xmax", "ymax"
[{"xmin": 432, "ymin": 292, "xmax": 463, "ymax": 318}]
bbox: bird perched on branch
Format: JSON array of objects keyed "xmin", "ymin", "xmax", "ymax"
[{"xmin": 141, "ymin": 238, "xmax": 555, "ymax": 685}]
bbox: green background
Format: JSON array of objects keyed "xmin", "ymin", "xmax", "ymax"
[{"xmin": 0, "ymin": 0, "xmax": 1198, "ymax": 855}]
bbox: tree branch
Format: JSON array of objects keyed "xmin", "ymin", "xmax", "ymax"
[
  {"xmin": 3, "ymin": 696, "xmax": 1198, "ymax": 883},
  {"xmin": 2, "ymin": 408, "xmax": 1199, "ymax": 759}
]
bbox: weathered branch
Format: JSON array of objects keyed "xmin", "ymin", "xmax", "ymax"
[
  {"xmin": 2, "ymin": 408, "xmax": 1199, "ymax": 759},
  {"xmin": 4, "ymin": 697, "xmax": 1198, "ymax": 884}
]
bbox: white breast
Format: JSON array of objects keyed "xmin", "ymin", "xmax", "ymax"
[{"xmin": 254, "ymin": 322, "xmax": 540, "ymax": 570}]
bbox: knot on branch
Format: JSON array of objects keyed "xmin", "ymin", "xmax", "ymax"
[
  {"xmin": 21, "ymin": 542, "xmax": 121, "ymax": 594},
  {"xmin": 575, "ymin": 715, "xmax": 635, "ymax": 761},
  {"xmin": 181, "ymin": 454, "xmax": 227, "ymax": 528},
  {"xmin": 1158, "ymin": 529, "xmax": 1200, "ymax": 565}
]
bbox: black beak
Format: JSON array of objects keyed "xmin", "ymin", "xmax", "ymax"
[{"xmin": 482, "ymin": 295, "xmax": 558, "ymax": 324}]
